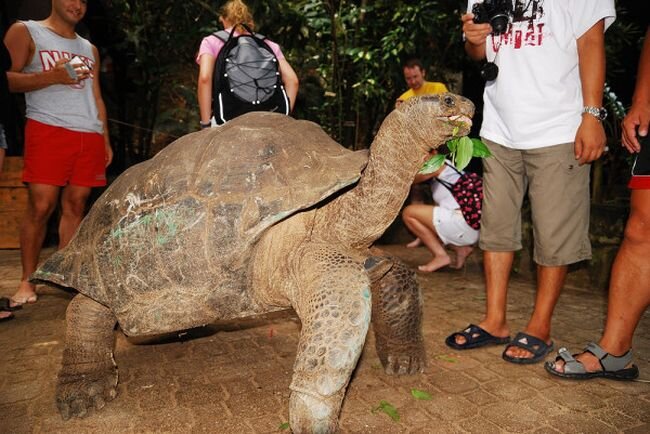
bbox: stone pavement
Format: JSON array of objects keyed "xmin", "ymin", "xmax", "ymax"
[{"xmin": 0, "ymin": 246, "xmax": 648, "ymax": 434}]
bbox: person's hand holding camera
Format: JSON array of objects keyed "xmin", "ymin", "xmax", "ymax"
[
  {"xmin": 462, "ymin": 13, "xmax": 491, "ymax": 60},
  {"xmin": 50, "ymin": 58, "xmax": 91, "ymax": 86}
]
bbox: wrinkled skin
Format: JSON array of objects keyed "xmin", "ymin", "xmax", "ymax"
[{"xmin": 33, "ymin": 94, "xmax": 474, "ymax": 432}]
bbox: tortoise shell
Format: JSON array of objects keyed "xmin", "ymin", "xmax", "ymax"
[{"xmin": 35, "ymin": 112, "xmax": 368, "ymax": 335}]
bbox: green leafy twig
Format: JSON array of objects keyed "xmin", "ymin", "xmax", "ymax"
[{"xmin": 419, "ymin": 134, "xmax": 492, "ymax": 174}]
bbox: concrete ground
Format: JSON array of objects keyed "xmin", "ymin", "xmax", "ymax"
[{"xmin": 0, "ymin": 245, "xmax": 648, "ymax": 433}]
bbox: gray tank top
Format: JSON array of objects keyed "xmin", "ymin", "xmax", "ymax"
[{"xmin": 22, "ymin": 20, "xmax": 103, "ymax": 134}]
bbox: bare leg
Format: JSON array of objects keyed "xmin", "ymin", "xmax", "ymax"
[
  {"xmin": 552, "ymin": 189, "xmax": 650, "ymax": 373},
  {"xmin": 57, "ymin": 294, "xmax": 118, "ymax": 420},
  {"xmin": 449, "ymin": 245, "xmax": 474, "ymax": 269},
  {"xmin": 288, "ymin": 245, "xmax": 371, "ymax": 434},
  {"xmin": 402, "ymin": 204, "xmax": 451, "ymax": 272},
  {"xmin": 454, "ymin": 250, "xmax": 512, "ymax": 345},
  {"xmin": 369, "ymin": 251, "xmax": 425, "ymax": 375},
  {"xmin": 405, "ymin": 184, "xmax": 427, "ymax": 247},
  {"xmin": 59, "ymin": 184, "xmax": 91, "ymax": 248},
  {"xmin": 12, "ymin": 183, "xmax": 60, "ymax": 304},
  {"xmin": 503, "ymin": 264, "xmax": 565, "ymax": 359},
  {"xmin": 406, "ymin": 238, "xmax": 422, "ymax": 248}
]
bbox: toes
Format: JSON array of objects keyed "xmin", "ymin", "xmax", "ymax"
[
  {"xmin": 397, "ymin": 356, "xmax": 410, "ymax": 375},
  {"xmin": 56, "ymin": 370, "xmax": 118, "ymax": 419},
  {"xmin": 384, "ymin": 354, "xmax": 425, "ymax": 376},
  {"xmin": 70, "ymin": 398, "xmax": 88, "ymax": 418},
  {"xmin": 93, "ymin": 395, "xmax": 106, "ymax": 410},
  {"xmin": 58, "ymin": 402, "xmax": 71, "ymax": 421}
]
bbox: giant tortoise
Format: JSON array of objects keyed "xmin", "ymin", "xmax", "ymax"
[{"xmin": 33, "ymin": 94, "xmax": 474, "ymax": 433}]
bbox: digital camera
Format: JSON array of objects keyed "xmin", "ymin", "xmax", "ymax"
[{"xmin": 472, "ymin": 0, "xmax": 512, "ymax": 34}]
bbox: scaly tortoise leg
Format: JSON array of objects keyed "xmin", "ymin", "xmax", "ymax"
[
  {"xmin": 57, "ymin": 294, "xmax": 118, "ymax": 420},
  {"xmin": 369, "ymin": 250, "xmax": 426, "ymax": 375},
  {"xmin": 288, "ymin": 245, "xmax": 372, "ymax": 434}
]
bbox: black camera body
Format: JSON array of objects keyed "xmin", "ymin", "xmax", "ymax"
[{"xmin": 472, "ymin": 0, "xmax": 512, "ymax": 34}]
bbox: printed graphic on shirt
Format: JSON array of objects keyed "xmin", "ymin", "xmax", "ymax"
[
  {"xmin": 491, "ymin": 0, "xmax": 545, "ymax": 50},
  {"xmin": 38, "ymin": 50, "xmax": 94, "ymax": 89}
]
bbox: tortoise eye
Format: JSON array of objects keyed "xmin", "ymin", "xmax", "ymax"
[{"xmin": 443, "ymin": 96, "xmax": 455, "ymax": 107}]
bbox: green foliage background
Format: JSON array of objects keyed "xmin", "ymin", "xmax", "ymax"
[
  {"xmin": 101, "ymin": 0, "xmax": 643, "ymax": 206},
  {"xmin": 102, "ymin": 0, "xmax": 467, "ymax": 167}
]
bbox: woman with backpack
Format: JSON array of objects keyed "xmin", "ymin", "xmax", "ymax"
[
  {"xmin": 196, "ymin": 0, "xmax": 299, "ymax": 128},
  {"xmin": 402, "ymin": 154, "xmax": 480, "ymax": 272}
]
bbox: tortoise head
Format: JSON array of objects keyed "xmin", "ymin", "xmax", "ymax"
[{"xmin": 395, "ymin": 93, "xmax": 475, "ymax": 152}]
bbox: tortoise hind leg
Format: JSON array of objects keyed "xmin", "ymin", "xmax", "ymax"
[
  {"xmin": 56, "ymin": 294, "xmax": 118, "ymax": 420},
  {"xmin": 370, "ymin": 252, "xmax": 426, "ymax": 375},
  {"xmin": 288, "ymin": 246, "xmax": 372, "ymax": 434}
]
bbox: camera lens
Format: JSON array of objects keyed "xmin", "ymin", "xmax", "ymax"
[
  {"xmin": 480, "ymin": 62, "xmax": 499, "ymax": 81},
  {"xmin": 490, "ymin": 13, "xmax": 509, "ymax": 34}
]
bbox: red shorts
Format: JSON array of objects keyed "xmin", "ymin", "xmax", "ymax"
[
  {"xmin": 628, "ymin": 176, "xmax": 650, "ymax": 189},
  {"xmin": 23, "ymin": 119, "xmax": 107, "ymax": 187}
]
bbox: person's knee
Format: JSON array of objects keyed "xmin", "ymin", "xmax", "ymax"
[
  {"xmin": 61, "ymin": 197, "xmax": 88, "ymax": 218},
  {"xmin": 402, "ymin": 205, "xmax": 415, "ymax": 220},
  {"xmin": 624, "ymin": 209, "xmax": 650, "ymax": 246},
  {"xmin": 28, "ymin": 197, "xmax": 57, "ymax": 222},
  {"xmin": 61, "ymin": 188, "xmax": 91, "ymax": 218}
]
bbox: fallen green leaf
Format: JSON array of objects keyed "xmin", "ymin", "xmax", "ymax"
[
  {"xmin": 372, "ymin": 400, "xmax": 400, "ymax": 422},
  {"xmin": 279, "ymin": 422, "xmax": 290, "ymax": 430},
  {"xmin": 435, "ymin": 354, "xmax": 459, "ymax": 363},
  {"xmin": 410, "ymin": 388, "xmax": 432, "ymax": 400}
]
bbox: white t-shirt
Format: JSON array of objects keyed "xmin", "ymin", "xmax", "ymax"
[
  {"xmin": 431, "ymin": 162, "xmax": 462, "ymax": 210},
  {"xmin": 466, "ymin": 0, "xmax": 616, "ymax": 149}
]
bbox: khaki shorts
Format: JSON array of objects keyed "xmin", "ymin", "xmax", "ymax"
[{"xmin": 479, "ymin": 139, "xmax": 591, "ymax": 266}]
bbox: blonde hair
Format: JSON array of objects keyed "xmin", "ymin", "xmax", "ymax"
[{"xmin": 220, "ymin": 0, "xmax": 255, "ymax": 31}]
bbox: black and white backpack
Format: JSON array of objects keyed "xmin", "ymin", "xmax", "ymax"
[{"xmin": 212, "ymin": 24, "xmax": 289, "ymax": 124}]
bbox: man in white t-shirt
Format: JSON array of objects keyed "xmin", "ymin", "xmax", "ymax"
[{"xmin": 445, "ymin": 0, "xmax": 616, "ymax": 364}]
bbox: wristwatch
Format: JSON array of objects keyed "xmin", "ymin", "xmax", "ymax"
[{"xmin": 582, "ymin": 106, "xmax": 608, "ymax": 122}]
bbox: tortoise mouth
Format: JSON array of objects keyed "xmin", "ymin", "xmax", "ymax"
[
  {"xmin": 435, "ymin": 114, "xmax": 473, "ymax": 137},
  {"xmin": 448, "ymin": 114, "xmax": 472, "ymax": 127}
]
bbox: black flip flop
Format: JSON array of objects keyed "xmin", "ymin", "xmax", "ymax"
[
  {"xmin": 0, "ymin": 297, "xmax": 22, "ymax": 312},
  {"xmin": 502, "ymin": 332, "xmax": 554, "ymax": 364},
  {"xmin": 0, "ymin": 312, "xmax": 15, "ymax": 322},
  {"xmin": 445, "ymin": 324, "xmax": 511, "ymax": 350}
]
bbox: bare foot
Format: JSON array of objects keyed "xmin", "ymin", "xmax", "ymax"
[
  {"xmin": 450, "ymin": 245, "xmax": 474, "ymax": 269},
  {"xmin": 417, "ymin": 255, "xmax": 451, "ymax": 272},
  {"xmin": 406, "ymin": 238, "xmax": 422, "ymax": 248},
  {"xmin": 11, "ymin": 280, "xmax": 38, "ymax": 306}
]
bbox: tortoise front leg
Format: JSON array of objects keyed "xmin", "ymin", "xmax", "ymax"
[
  {"xmin": 370, "ymin": 253, "xmax": 426, "ymax": 375},
  {"xmin": 56, "ymin": 294, "xmax": 118, "ymax": 420},
  {"xmin": 288, "ymin": 246, "xmax": 372, "ymax": 434}
]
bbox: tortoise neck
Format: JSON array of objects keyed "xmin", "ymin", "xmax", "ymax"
[{"xmin": 314, "ymin": 111, "xmax": 428, "ymax": 248}]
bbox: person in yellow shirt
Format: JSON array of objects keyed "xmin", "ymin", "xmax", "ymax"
[
  {"xmin": 396, "ymin": 58, "xmax": 448, "ymax": 106},
  {"xmin": 397, "ymin": 58, "xmax": 449, "ymax": 248}
]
